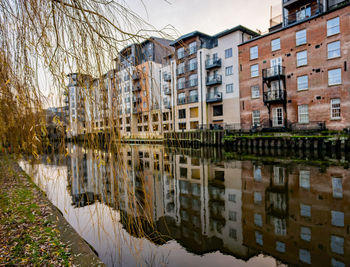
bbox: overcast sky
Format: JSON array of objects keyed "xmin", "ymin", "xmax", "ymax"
[{"xmin": 126, "ymin": 0, "xmax": 282, "ymax": 37}]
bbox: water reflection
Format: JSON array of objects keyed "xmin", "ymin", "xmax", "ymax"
[{"xmin": 24, "ymin": 145, "xmax": 350, "ymax": 266}]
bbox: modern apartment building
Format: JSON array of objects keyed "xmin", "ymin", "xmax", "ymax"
[
  {"xmin": 239, "ymin": 0, "xmax": 350, "ymax": 131},
  {"xmin": 170, "ymin": 26, "xmax": 258, "ymax": 131},
  {"xmin": 66, "ymin": 73, "xmax": 92, "ymax": 137}
]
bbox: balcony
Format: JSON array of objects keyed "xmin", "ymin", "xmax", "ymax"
[
  {"xmin": 284, "ymin": 3, "xmax": 323, "ymax": 26},
  {"xmin": 188, "ymin": 94, "xmax": 198, "ymax": 103},
  {"xmin": 327, "ymin": 0, "xmax": 350, "ymax": 11},
  {"xmin": 163, "ymin": 72, "xmax": 171, "ymax": 82},
  {"xmin": 263, "ymin": 90, "xmax": 286, "ymax": 104},
  {"xmin": 206, "ymin": 74, "xmax": 222, "ymax": 86},
  {"xmin": 206, "ymin": 92, "xmax": 222, "ymax": 103},
  {"xmin": 132, "ymin": 71, "xmax": 141, "ymax": 80},
  {"xmin": 177, "ymin": 95, "xmax": 198, "ymax": 105},
  {"xmin": 186, "ymin": 80, "xmax": 198, "ymax": 88},
  {"xmin": 262, "ymin": 66, "xmax": 285, "ymax": 81},
  {"xmin": 205, "ymin": 58, "xmax": 221, "ymax": 70}
]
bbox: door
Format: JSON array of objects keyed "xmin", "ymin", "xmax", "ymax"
[
  {"xmin": 272, "ymin": 107, "xmax": 284, "ymax": 127},
  {"xmin": 270, "ymin": 57, "xmax": 282, "ymax": 76}
]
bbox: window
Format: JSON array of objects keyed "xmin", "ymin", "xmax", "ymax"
[
  {"xmin": 297, "ymin": 50, "xmax": 307, "ymax": 66},
  {"xmin": 177, "ymin": 47, "xmax": 185, "ymax": 59},
  {"xmin": 296, "ymin": 29, "xmax": 307, "ymax": 46},
  {"xmin": 300, "ymin": 203, "xmax": 311, "ymax": 217},
  {"xmin": 189, "ymin": 90, "xmax": 198, "ymax": 103},
  {"xmin": 300, "ymin": 226, "xmax": 311, "ymax": 241},
  {"xmin": 297, "ymin": 75, "xmax": 308, "ymax": 91},
  {"xmin": 250, "ymin": 46, "xmax": 258, "ymax": 60},
  {"xmin": 143, "ymin": 102, "xmax": 147, "ymax": 108},
  {"xmin": 299, "ymin": 170, "xmax": 310, "ymax": 189},
  {"xmin": 189, "ymin": 42, "xmax": 197, "ymax": 55},
  {"xmin": 189, "ymin": 58, "xmax": 197, "ymax": 71},
  {"xmin": 298, "ymin": 105, "xmax": 309, "ymax": 124},
  {"xmin": 229, "ymin": 211, "xmax": 237, "ymax": 221},
  {"xmin": 254, "ymin": 192, "xmax": 262, "ymax": 204},
  {"xmin": 213, "ymin": 105, "xmax": 223, "ymax": 116},
  {"xmin": 299, "ymin": 249, "xmax": 311, "ymax": 264},
  {"xmin": 332, "ymin": 177, "xmax": 343, "ymax": 198},
  {"xmin": 254, "ymin": 213, "xmax": 263, "ymax": 227},
  {"xmin": 251, "ymin": 64, "xmax": 259, "ymax": 77},
  {"xmin": 331, "ymin": 235, "xmax": 344, "ymax": 255},
  {"xmin": 328, "ymin": 68, "xmax": 342, "ymax": 85},
  {"xmin": 252, "ymin": 110, "xmax": 260, "ymax": 126},
  {"xmin": 178, "ymin": 109, "xmax": 186, "ymax": 119},
  {"xmin": 228, "ymin": 194, "xmax": 236, "ymax": 202},
  {"xmin": 331, "ymin": 99, "xmax": 341, "ymax": 119},
  {"xmin": 225, "ymin": 48, "xmax": 232, "ymax": 58},
  {"xmin": 327, "ymin": 17, "xmax": 340, "ymax": 36},
  {"xmin": 226, "ymin": 83, "xmax": 233, "ymax": 93},
  {"xmin": 189, "ymin": 74, "xmax": 198, "ymax": 87},
  {"xmin": 331, "ymin": 210, "xmax": 344, "ymax": 227},
  {"xmin": 177, "ymin": 62, "xmax": 185, "ymax": 74},
  {"xmin": 190, "ymin": 107, "xmax": 198, "ymax": 118},
  {"xmin": 251, "ymin": 85, "xmax": 260, "ymax": 98},
  {"xmin": 328, "ymin": 41, "xmax": 341, "ymax": 59},
  {"xmin": 225, "ymin": 66, "xmax": 233, "ymax": 76},
  {"xmin": 254, "ymin": 166, "xmax": 262, "ymax": 181},
  {"xmin": 255, "ymin": 231, "xmax": 263, "ymax": 246},
  {"xmin": 177, "ymin": 77, "xmax": 185, "ymax": 89},
  {"xmin": 332, "ymin": 258, "xmax": 345, "ymax": 267},
  {"xmin": 229, "ymin": 228, "xmax": 237, "ymax": 240},
  {"xmin": 178, "ymin": 122, "xmax": 186, "ymax": 130},
  {"xmin": 276, "ymin": 241, "xmax": 286, "ymax": 253},
  {"xmin": 271, "ymin": 38, "xmax": 281, "ymax": 51}
]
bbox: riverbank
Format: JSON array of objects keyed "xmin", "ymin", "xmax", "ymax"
[{"xmin": 0, "ymin": 154, "xmax": 104, "ymax": 266}]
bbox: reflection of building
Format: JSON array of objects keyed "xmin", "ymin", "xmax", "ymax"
[
  {"xmin": 65, "ymin": 144, "xmax": 350, "ymax": 265},
  {"xmin": 242, "ymin": 161, "xmax": 350, "ymax": 266}
]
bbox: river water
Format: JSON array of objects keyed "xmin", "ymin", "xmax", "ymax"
[{"xmin": 20, "ymin": 144, "xmax": 349, "ymax": 267}]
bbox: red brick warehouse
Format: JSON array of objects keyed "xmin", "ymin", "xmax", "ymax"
[{"xmin": 239, "ymin": 0, "xmax": 350, "ymax": 131}]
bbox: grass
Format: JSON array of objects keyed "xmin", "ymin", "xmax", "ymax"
[{"xmin": 0, "ymin": 155, "xmax": 72, "ymax": 266}]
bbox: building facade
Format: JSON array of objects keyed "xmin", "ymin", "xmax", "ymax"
[{"xmin": 239, "ymin": 0, "xmax": 350, "ymax": 131}]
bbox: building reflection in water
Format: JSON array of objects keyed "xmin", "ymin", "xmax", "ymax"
[{"xmin": 66, "ymin": 144, "xmax": 350, "ymax": 266}]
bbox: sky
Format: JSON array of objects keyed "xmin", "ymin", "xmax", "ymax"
[{"xmin": 126, "ymin": 0, "xmax": 281, "ymax": 37}]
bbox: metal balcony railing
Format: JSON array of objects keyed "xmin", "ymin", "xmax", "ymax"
[
  {"xmin": 206, "ymin": 75, "xmax": 222, "ymax": 86},
  {"xmin": 206, "ymin": 92, "xmax": 222, "ymax": 103},
  {"xmin": 163, "ymin": 101, "xmax": 171, "ymax": 109},
  {"xmin": 262, "ymin": 66, "xmax": 285, "ymax": 80},
  {"xmin": 188, "ymin": 95, "xmax": 198, "ymax": 103},
  {"xmin": 263, "ymin": 90, "xmax": 286, "ymax": 103},
  {"xmin": 327, "ymin": 0, "xmax": 349, "ymax": 10},
  {"xmin": 205, "ymin": 58, "xmax": 222, "ymax": 70}
]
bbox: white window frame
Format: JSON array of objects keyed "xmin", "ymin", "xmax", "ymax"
[
  {"xmin": 251, "ymin": 85, "xmax": 260, "ymax": 98},
  {"xmin": 298, "ymin": 104, "xmax": 309, "ymax": 124},
  {"xmin": 189, "ymin": 42, "xmax": 197, "ymax": 55},
  {"xmin": 328, "ymin": 41, "xmax": 341, "ymax": 59},
  {"xmin": 225, "ymin": 48, "xmax": 232, "ymax": 58},
  {"xmin": 328, "ymin": 68, "xmax": 342, "ymax": 86},
  {"xmin": 331, "ymin": 98, "xmax": 341, "ymax": 119},
  {"xmin": 297, "ymin": 50, "xmax": 307, "ymax": 67},
  {"xmin": 251, "ymin": 64, "xmax": 259, "ymax": 77},
  {"xmin": 226, "ymin": 83, "xmax": 233, "ymax": 93},
  {"xmin": 271, "ymin": 38, "xmax": 281, "ymax": 51},
  {"xmin": 297, "ymin": 75, "xmax": 308, "ymax": 91},
  {"xmin": 252, "ymin": 110, "xmax": 260, "ymax": 126},
  {"xmin": 250, "ymin": 46, "xmax": 258, "ymax": 60},
  {"xmin": 225, "ymin": 66, "xmax": 233, "ymax": 76},
  {"xmin": 177, "ymin": 47, "xmax": 185, "ymax": 59},
  {"xmin": 327, "ymin": 17, "xmax": 340, "ymax": 37},
  {"xmin": 177, "ymin": 77, "xmax": 185, "ymax": 89},
  {"xmin": 296, "ymin": 29, "xmax": 307, "ymax": 46}
]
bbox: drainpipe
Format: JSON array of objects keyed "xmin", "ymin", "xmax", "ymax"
[{"xmin": 159, "ymin": 69, "xmax": 163, "ymax": 135}]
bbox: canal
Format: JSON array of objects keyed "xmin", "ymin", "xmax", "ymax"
[{"xmin": 20, "ymin": 144, "xmax": 349, "ymax": 267}]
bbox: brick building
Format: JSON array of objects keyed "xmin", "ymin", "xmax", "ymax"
[{"xmin": 239, "ymin": 0, "xmax": 350, "ymax": 131}]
